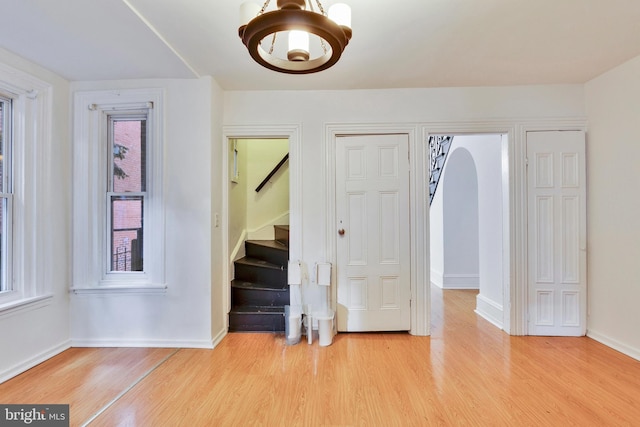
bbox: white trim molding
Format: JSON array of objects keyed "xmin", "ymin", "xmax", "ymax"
[
  {"xmin": 587, "ymin": 329, "xmax": 640, "ymax": 362},
  {"xmin": 324, "ymin": 123, "xmax": 426, "ymax": 335},
  {"xmin": 70, "ymin": 285, "xmax": 167, "ymax": 295},
  {"xmin": 0, "ymin": 62, "xmax": 54, "ymax": 311},
  {"xmin": 422, "ymin": 121, "xmax": 517, "ymax": 335},
  {"xmin": 70, "ymin": 338, "xmax": 214, "ymax": 349},
  {"xmin": 430, "ymin": 268, "xmax": 444, "ymax": 289},
  {"xmin": 0, "ymin": 340, "xmax": 71, "ymax": 384},
  {"xmin": 72, "ymin": 88, "xmax": 166, "ymax": 291},
  {"xmin": 442, "ymin": 274, "xmax": 480, "ymax": 289},
  {"xmin": 221, "ymin": 124, "xmax": 302, "ymax": 321},
  {"xmin": 475, "ymin": 293, "xmax": 504, "ymax": 329},
  {"xmin": 322, "ymin": 118, "xmax": 588, "ymax": 337},
  {"xmin": 515, "ymin": 119, "xmax": 588, "ymax": 335}
]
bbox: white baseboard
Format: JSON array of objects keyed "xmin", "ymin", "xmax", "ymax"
[
  {"xmin": 587, "ymin": 329, "xmax": 640, "ymax": 362},
  {"xmin": 430, "ymin": 269, "xmax": 443, "ymax": 288},
  {"xmin": 231, "ymin": 230, "xmax": 247, "ymax": 263},
  {"xmin": 0, "ymin": 340, "xmax": 71, "ymax": 384},
  {"xmin": 70, "ymin": 338, "xmax": 215, "ymax": 349},
  {"xmin": 442, "ymin": 273, "xmax": 479, "ymax": 289},
  {"xmin": 475, "ymin": 293, "xmax": 504, "ymax": 329},
  {"xmin": 211, "ymin": 328, "xmax": 227, "ymax": 349}
]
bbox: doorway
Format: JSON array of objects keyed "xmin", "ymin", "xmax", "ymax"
[
  {"xmin": 334, "ymin": 134, "xmax": 412, "ymax": 331},
  {"xmin": 228, "ymin": 138, "xmax": 290, "ymax": 250},
  {"xmin": 222, "ymin": 125, "xmax": 302, "ymax": 325},
  {"xmin": 429, "ymin": 134, "xmax": 506, "ymax": 330}
]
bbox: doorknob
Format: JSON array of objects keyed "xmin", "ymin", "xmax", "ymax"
[{"xmin": 338, "ymin": 229, "xmax": 345, "ymax": 236}]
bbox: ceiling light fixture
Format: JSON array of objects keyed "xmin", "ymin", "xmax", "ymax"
[{"xmin": 239, "ymin": 0, "xmax": 352, "ymax": 74}]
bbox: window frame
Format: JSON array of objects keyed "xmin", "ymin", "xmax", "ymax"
[
  {"xmin": 0, "ymin": 95, "xmax": 13, "ymax": 295},
  {"xmin": 72, "ymin": 89, "xmax": 165, "ymax": 294},
  {"xmin": 0, "ymin": 62, "xmax": 53, "ymax": 312},
  {"xmin": 105, "ymin": 111, "xmax": 148, "ymax": 277}
]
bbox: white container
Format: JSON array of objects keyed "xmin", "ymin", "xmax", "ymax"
[
  {"xmin": 285, "ymin": 305, "xmax": 301, "ymax": 345},
  {"xmin": 288, "ymin": 313, "xmax": 301, "ymax": 344},
  {"xmin": 315, "ymin": 310, "xmax": 334, "ymax": 347}
]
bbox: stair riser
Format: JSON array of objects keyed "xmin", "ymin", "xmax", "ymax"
[
  {"xmin": 229, "ymin": 312, "xmax": 285, "ymax": 332},
  {"xmin": 232, "ymin": 287, "xmax": 289, "ymax": 307},
  {"xmin": 245, "ymin": 242, "xmax": 288, "ymax": 267},
  {"xmin": 275, "ymin": 225, "xmax": 289, "ymax": 247},
  {"xmin": 234, "ymin": 263, "xmax": 287, "ymax": 287}
]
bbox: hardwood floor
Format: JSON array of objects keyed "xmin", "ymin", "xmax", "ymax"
[{"xmin": 2, "ymin": 288, "xmax": 640, "ymax": 426}]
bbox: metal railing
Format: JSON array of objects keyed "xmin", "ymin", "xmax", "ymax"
[
  {"xmin": 111, "ymin": 227, "xmax": 143, "ymax": 271},
  {"xmin": 428, "ymin": 136, "xmax": 454, "ymax": 205},
  {"xmin": 255, "ymin": 153, "xmax": 289, "ymax": 192}
]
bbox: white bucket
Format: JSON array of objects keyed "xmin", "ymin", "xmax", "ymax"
[{"xmin": 315, "ymin": 310, "xmax": 334, "ymax": 347}]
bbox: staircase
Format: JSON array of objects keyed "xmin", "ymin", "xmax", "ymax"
[
  {"xmin": 229, "ymin": 225, "xmax": 290, "ymax": 332},
  {"xmin": 429, "ymin": 135, "xmax": 454, "ymax": 204}
]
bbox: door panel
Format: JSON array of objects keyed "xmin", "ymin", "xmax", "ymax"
[
  {"xmin": 336, "ymin": 134, "xmax": 411, "ymax": 332},
  {"xmin": 527, "ymin": 131, "xmax": 586, "ymax": 336}
]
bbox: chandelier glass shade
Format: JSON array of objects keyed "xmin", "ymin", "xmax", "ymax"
[{"xmin": 238, "ymin": 0, "xmax": 352, "ymax": 74}]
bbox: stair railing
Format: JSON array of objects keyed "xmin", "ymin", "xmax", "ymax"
[
  {"xmin": 428, "ymin": 136, "xmax": 454, "ymax": 205},
  {"xmin": 255, "ymin": 153, "xmax": 289, "ymax": 192}
]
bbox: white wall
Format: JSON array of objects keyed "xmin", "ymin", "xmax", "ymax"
[
  {"xmin": 229, "ymin": 138, "xmax": 248, "ymax": 258},
  {"xmin": 585, "ymin": 54, "xmax": 640, "ymax": 359},
  {"xmin": 0, "ymin": 49, "xmax": 71, "ymax": 381},
  {"xmin": 455, "ymin": 135, "xmax": 504, "ymax": 326},
  {"xmin": 245, "ymin": 139, "xmax": 289, "ymax": 237},
  {"xmin": 69, "ymin": 77, "xmax": 221, "ymax": 348},
  {"xmin": 228, "ymin": 138, "xmax": 289, "ymax": 255},
  {"xmin": 210, "ymin": 78, "xmax": 226, "ymax": 343},
  {"xmin": 443, "ymin": 146, "xmax": 480, "ymax": 288},
  {"xmin": 430, "ymin": 176, "xmax": 444, "ymax": 288},
  {"xmin": 224, "ymin": 85, "xmax": 585, "ymax": 319}
]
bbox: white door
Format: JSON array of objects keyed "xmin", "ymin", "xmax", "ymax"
[
  {"xmin": 335, "ymin": 134, "xmax": 411, "ymax": 331},
  {"xmin": 527, "ymin": 131, "xmax": 586, "ymax": 336}
]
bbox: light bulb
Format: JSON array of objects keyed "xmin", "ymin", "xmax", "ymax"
[
  {"xmin": 239, "ymin": 2, "xmax": 261, "ymax": 27},
  {"xmin": 288, "ymin": 30, "xmax": 310, "ymax": 61},
  {"xmin": 328, "ymin": 3, "xmax": 351, "ymax": 28}
]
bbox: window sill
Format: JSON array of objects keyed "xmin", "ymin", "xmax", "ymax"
[
  {"xmin": 70, "ymin": 285, "xmax": 167, "ymax": 295},
  {"xmin": 0, "ymin": 294, "xmax": 54, "ymax": 319}
]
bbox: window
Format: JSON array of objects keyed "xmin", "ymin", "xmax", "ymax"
[
  {"xmin": 0, "ymin": 96, "xmax": 11, "ymax": 292},
  {"xmin": 0, "ymin": 62, "xmax": 52, "ymax": 311},
  {"xmin": 108, "ymin": 113, "xmax": 147, "ymax": 273},
  {"xmin": 73, "ymin": 89, "xmax": 165, "ymax": 293}
]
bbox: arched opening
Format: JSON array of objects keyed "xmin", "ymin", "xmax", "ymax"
[
  {"xmin": 443, "ymin": 148, "xmax": 480, "ymax": 289},
  {"xmin": 430, "ymin": 134, "xmax": 506, "ymax": 330}
]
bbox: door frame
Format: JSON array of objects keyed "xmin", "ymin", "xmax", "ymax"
[
  {"xmin": 326, "ymin": 119, "xmax": 586, "ymax": 336},
  {"xmin": 426, "ymin": 126, "xmax": 514, "ymax": 334},
  {"xmin": 334, "ymin": 133, "xmax": 413, "ymax": 332},
  {"xmin": 221, "ymin": 124, "xmax": 302, "ymax": 329},
  {"xmin": 326, "ymin": 124, "xmax": 424, "ymax": 334},
  {"xmin": 520, "ymin": 123, "xmax": 588, "ymax": 335}
]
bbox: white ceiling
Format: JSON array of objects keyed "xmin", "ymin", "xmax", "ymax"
[{"xmin": 1, "ymin": 0, "xmax": 639, "ymax": 91}]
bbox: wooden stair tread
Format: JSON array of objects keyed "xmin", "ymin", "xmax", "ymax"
[
  {"xmin": 234, "ymin": 257, "xmax": 285, "ymax": 270},
  {"xmin": 230, "ymin": 306, "xmax": 285, "ymax": 313},
  {"xmin": 230, "ymin": 225, "xmax": 289, "ymax": 332},
  {"xmin": 245, "ymin": 240, "xmax": 288, "ymax": 251},
  {"xmin": 231, "ymin": 279, "xmax": 288, "ymax": 291}
]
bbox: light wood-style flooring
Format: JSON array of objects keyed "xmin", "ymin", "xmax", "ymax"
[{"xmin": 2, "ymin": 288, "xmax": 640, "ymax": 426}]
